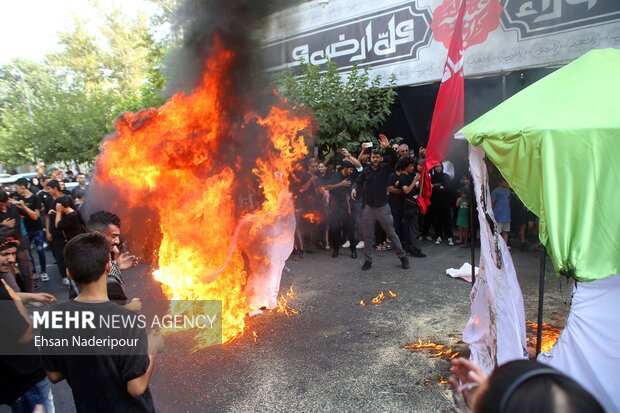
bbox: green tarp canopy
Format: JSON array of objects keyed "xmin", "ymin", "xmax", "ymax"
[{"xmin": 461, "ymin": 48, "xmax": 620, "ymax": 282}]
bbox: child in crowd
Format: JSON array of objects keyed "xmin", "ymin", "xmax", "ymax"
[{"xmin": 456, "ymin": 189, "xmax": 470, "ymax": 245}]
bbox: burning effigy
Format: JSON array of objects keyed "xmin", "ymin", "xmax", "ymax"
[{"xmin": 89, "ymin": 2, "xmax": 313, "ymax": 347}]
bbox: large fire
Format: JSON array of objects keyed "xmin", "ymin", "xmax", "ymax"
[{"xmin": 96, "ymin": 37, "xmax": 311, "ymax": 347}]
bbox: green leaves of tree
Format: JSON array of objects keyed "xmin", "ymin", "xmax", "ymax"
[{"xmin": 276, "ymin": 60, "xmax": 396, "ymax": 157}]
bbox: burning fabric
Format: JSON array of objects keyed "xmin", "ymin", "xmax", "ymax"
[{"xmin": 91, "ymin": 2, "xmax": 313, "ymax": 347}]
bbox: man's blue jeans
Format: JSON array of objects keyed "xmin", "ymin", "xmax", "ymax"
[{"xmin": 9, "ymin": 378, "xmax": 55, "ymax": 413}]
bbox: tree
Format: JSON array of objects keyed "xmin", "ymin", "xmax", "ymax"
[
  {"xmin": 276, "ymin": 61, "xmax": 397, "ymax": 157},
  {"xmin": 0, "ymin": 2, "xmax": 173, "ymax": 168}
]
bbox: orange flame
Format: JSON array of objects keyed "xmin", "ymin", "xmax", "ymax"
[
  {"xmin": 302, "ymin": 212, "xmax": 321, "ymax": 223},
  {"xmin": 526, "ymin": 320, "xmax": 562, "ymax": 353},
  {"xmin": 404, "ymin": 338, "xmax": 460, "ymax": 361},
  {"xmin": 276, "ymin": 285, "xmax": 299, "ymax": 316},
  {"xmin": 96, "ymin": 37, "xmax": 311, "ymax": 347},
  {"xmin": 360, "ymin": 291, "xmax": 397, "ymax": 306},
  {"xmin": 252, "ymin": 331, "xmax": 258, "ymax": 344}
]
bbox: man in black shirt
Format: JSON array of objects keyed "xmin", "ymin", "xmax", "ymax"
[
  {"xmin": 0, "ymin": 191, "xmax": 35, "ymax": 291},
  {"xmin": 42, "ymin": 232, "xmax": 157, "ymax": 413},
  {"xmin": 43, "ymin": 179, "xmax": 68, "ymax": 285},
  {"xmin": 322, "ymin": 160, "xmax": 359, "ymax": 259},
  {"xmin": 398, "ymin": 157, "xmax": 426, "ymax": 257},
  {"xmin": 76, "ymin": 211, "xmax": 141, "ymax": 311},
  {"xmin": 14, "ymin": 178, "xmax": 48, "ymax": 282},
  {"xmin": 352, "ymin": 136, "xmax": 409, "ymax": 271},
  {"xmin": 0, "ymin": 227, "xmax": 55, "ymax": 412}
]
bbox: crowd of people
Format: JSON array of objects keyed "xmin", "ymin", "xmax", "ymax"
[
  {"xmin": 289, "ymin": 134, "xmax": 538, "ymax": 272},
  {"xmin": 0, "ymin": 150, "xmax": 586, "ymax": 413}
]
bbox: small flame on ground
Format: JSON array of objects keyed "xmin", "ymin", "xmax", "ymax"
[
  {"xmin": 302, "ymin": 212, "xmax": 321, "ymax": 223},
  {"xmin": 438, "ymin": 376, "xmax": 449, "ymax": 385},
  {"xmin": 359, "ymin": 290, "xmax": 397, "ymax": 306},
  {"xmin": 404, "ymin": 338, "xmax": 460, "ymax": 361},
  {"xmin": 276, "ymin": 285, "xmax": 299, "ymax": 316},
  {"xmin": 252, "ymin": 331, "xmax": 258, "ymax": 344},
  {"xmin": 526, "ymin": 320, "xmax": 562, "ymax": 353}
]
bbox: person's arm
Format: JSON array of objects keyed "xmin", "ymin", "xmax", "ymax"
[
  {"xmin": 14, "ymin": 200, "xmax": 40, "ymax": 221},
  {"xmin": 126, "ymin": 332, "xmax": 163, "ymax": 397},
  {"xmin": 54, "ymin": 205, "xmax": 63, "ymax": 229},
  {"xmin": 323, "ymin": 179, "xmax": 351, "ymax": 191},
  {"xmin": 17, "ymin": 292, "xmax": 56, "ymax": 303},
  {"xmin": 402, "ymin": 175, "xmax": 420, "ymax": 195},
  {"xmin": 351, "ymin": 169, "xmax": 366, "ymax": 200},
  {"xmin": 341, "ymin": 149, "xmax": 362, "ymax": 169},
  {"xmin": 1, "ymin": 279, "xmax": 33, "ymax": 344},
  {"xmin": 45, "ymin": 208, "xmax": 52, "ymax": 241},
  {"xmin": 46, "ymin": 371, "xmax": 65, "ymax": 384}
]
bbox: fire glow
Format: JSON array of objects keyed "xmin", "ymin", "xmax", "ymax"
[
  {"xmin": 302, "ymin": 212, "xmax": 321, "ymax": 223},
  {"xmin": 404, "ymin": 339, "xmax": 460, "ymax": 361},
  {"xmin": 526, "ymin": 320, "xmax": 562, "ymax": 353},
  {"xmin": 360, "ymin": 290, "xmax": 397, "ymax": 306},
  {"xmin": 96, "ymin": 38, "xmax": 312, "ymax": 348},
  {"xmin": 275, "ymin": 285, "xmax": 299, "ymax": 316}
]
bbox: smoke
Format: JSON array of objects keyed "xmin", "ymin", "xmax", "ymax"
[
  {"xmin": 83, "ymin": 0, "xmax": 305, "ymax": 262},
  {"xmin": 164, "ymin": 0, "xmax": 288, "ymax": 99}
]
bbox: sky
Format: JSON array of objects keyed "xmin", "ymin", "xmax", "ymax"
[{"xmin": 0, "ymin": 0, "xmax": 157, "ymax": 65}]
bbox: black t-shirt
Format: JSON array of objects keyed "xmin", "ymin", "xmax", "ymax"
[
  {"xmin": 41, "ymin": 300, "xmax": 155, "ymax": 412},
  {"xmin": 398, "ymin": 173, "xmax": 419, "ymax": 210},
  {"xmin": 43, "ymin": 196, "xmax": 63, "ymax": 236},
  {"xmin": 57, "ymin": 210, "xmax": 85, "ymax": 241},
  {"xmin": 18, "ymin": 194, "xmax": 44, "ymax": 232},
  {"xmin": 356, "ymin": 163, "xmax": 393, "ymax": 208},
  {"xmin": 0, "ymin": 282, "xmax": 46, "ymax": 404},
  {"xmin": 0, "ymin": 204, "xmax": 22, "ymax": 238},
  {"xmin": 325, "ymin": 172, "xmax": 353, "ymax": 208},
  {"xmin": 387, "ymin": 172, "xmax": 404, "ymax": 213}
]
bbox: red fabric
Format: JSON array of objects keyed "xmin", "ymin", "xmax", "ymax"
[{"xmin": 418, "ymin": 0, "xmax": 467, "ymax": 214}]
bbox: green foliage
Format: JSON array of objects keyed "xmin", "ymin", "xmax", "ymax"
[
  {"xmin": 276, "ymin": 61, "xmax": 396, "ymax": 156},
  {"xmin": 0, "ymin": 2, "xmax": 173, "ymax": 168}
]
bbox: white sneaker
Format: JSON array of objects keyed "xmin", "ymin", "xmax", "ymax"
[
  {"xmin": 356, "ymin": 241, "xmax": 365, "ymax": 249},
  {"xmin": 448, "ymin": 238, "xmax": 454, "ymax": 246},
  {"xmin": 32, "ymin": 273, "xmax": 40, "ymax": 280},
  {"xmin": 435, "ymin": 237, "xmax": 442, "ymax": 245},
  {"xmin": 62, "ymin": 278, "xmax": 70, "ymax": 286},
  {"xmin": 342, "ymin": 240, "xmax": 351, "ymax": 248},
  {"xmin": 40, "ymin": 273, "xmax": 49, "ymax": 282}
]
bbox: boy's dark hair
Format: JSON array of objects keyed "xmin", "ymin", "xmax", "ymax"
[
  {"xmin": 0, "ymin": 191, "xmax": 8, "ymax": 202},
  {"xmin": 15, "ymin": 178, "xmax": 29, "ymax": 188},
  {"xmin": 478, "ymin": 360, "xmax": 604, "ymax": 413},
  {"xmin": 56, "ymin": 195, "xmax": 74, "ymax": 208},
  {"xmin": 87, "ymin": 210, "xmax": 121, "ymax": 232},
  {"xmin": 397, "ymin": 156, "xmax": 415, "ymax": 171},
  {"xmin": 371, "ymin": 149, "xmax": 382, "ymax": 155},
  {"xmin": 45, "ymin": 179, "xmax": 61, "ymax": 191},
  {"xmin": 64, "ymin": 232, "xmax": 110, "ymax": 285}
]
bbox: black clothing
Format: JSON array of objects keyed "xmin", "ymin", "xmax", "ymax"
[
  {"xmin": 356, "ymin": 163, "xmax": 393, "ymax": 207},
  {"xmin": 0, "ymin": 282, "xmax": 46, "ymax": 404},
  {"xmin": 18, "ymin": 194, "xmax": 43, "ymax": 232},
  {"xmin": 57, "ymin": 211, "xmax": 85, "ymax": 241},
  {"xmin": 41, "ymin": 300, "xmax": 155, "ymax": 413},
  {"xmin": 387, "ymin": 173, "xmax": 404, "ymax": 215},
  {"xmin": 430, "ymin": 171, "xmax": 451, "ymax": 208}
]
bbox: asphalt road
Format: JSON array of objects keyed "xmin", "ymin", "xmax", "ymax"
[{"xmin": 7, "ymin": 239, "xmax": 573, "ymax": 413}]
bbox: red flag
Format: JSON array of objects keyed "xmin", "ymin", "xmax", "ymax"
[{"xmin": 418, "ymin": 0, "xmax": 466, "ymax": 214}]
